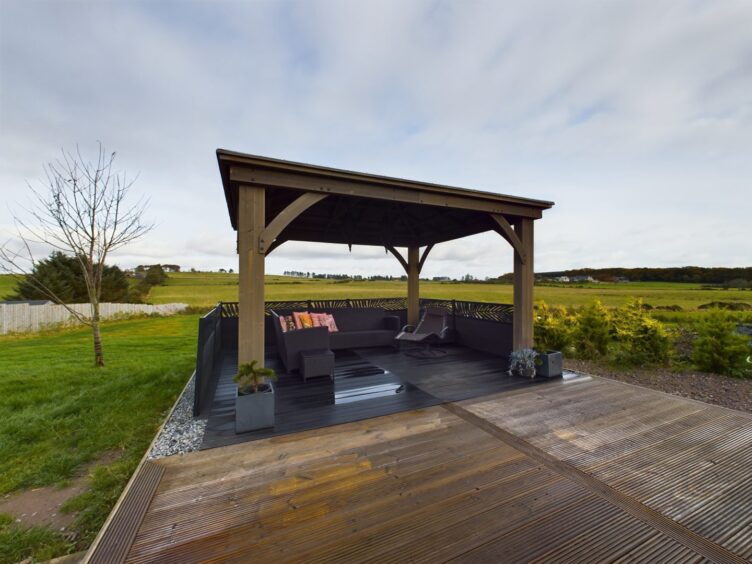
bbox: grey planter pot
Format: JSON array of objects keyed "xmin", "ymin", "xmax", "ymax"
[
  {"xmin": 536, "ymin": 350, "xmax": 563, "ymax": 378},
  {"xmin": 235, "ymin": 382, "xmax": 275, "ymax": 433}
]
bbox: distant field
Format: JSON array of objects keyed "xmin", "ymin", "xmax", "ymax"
[
  {"xmin": 146, "ymin": 272, "xmax": 752, "ymax": 315},
  {"xmin": 3, "ymin": 272, "xmax": 750, "ymax": 320}
]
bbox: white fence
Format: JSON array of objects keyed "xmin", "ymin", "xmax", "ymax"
[{"xmin": 0, "ymin": 302, "xmax": 188, "ymax": 334}]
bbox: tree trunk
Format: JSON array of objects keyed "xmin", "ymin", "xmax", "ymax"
[{"xmin": 92, "ymin": 302, "xmax": 105, "ymax": 367}]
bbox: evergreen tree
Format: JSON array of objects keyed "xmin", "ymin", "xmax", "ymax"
[{"xmin": 7, "ymin": 251, "xmax": 130, "ymax": 303}]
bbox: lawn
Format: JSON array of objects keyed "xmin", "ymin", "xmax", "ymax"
[
  {"xmin": 0, "ymin": 274, "xmax": 21, "ymax": 299},
  {"xmin": 0, "ymin": 314, "xmax": 198, "ymax": 562},
  {"xmin": 148, "ymin": 272, "xmax": 752, "ymax": 314}
]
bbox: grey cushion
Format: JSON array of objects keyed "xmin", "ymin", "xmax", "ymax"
[
  {"xmin": 330, "ymin": 329, "xmax": 397, "ymax": 350},
  {"xmin": 328, "ymin": 308, "xmax": 387, "ymax": 332}
]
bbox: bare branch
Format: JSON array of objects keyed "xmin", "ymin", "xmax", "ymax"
[{"xmin": 0, "ymin": 143, "xmax": 153, "ymax": 365}]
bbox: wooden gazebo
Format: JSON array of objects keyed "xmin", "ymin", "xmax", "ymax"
[{"xmin": 217, "ymin": 150, "xmax": 554, "ymax": 365}]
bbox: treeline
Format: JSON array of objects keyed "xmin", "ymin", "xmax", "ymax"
[
  {"xmin": 540, "ymin": 267, "xmax": 752, "ymax": 285},
  {"xmin": 5, "ymin": 252, "xmax": 169, "ymax": 303}
]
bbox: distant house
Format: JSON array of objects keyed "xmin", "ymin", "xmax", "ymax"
[
  {"xmin": 552, "ymin": 276, "xmax": 570, "ymax": 283},
  {"xmin": 162, "ymin": 264, "xmax": 181, "ymax": 273},
  {"xmin": 571, "ymin": 275, "xmax": 596, "ymax": 283}
]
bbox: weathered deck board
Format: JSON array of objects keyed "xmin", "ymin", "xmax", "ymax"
[
  {"xmin": 461, "ymin": 377, "xmax": 752, "ymax": 561},
  {"xmin": 91, "ymin": 375, "xmax": 752, "ymax": 562}
]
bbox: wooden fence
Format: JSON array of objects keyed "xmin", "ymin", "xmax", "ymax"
[{"xmin": 0, "ymin": 302, "xmax": 188, "ymax": 334}]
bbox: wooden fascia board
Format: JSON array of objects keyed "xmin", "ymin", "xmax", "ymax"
[
  {"xmin": 229, "ymin": 166, "xmax": 544, "ymax": 219},
  {"xmin": 219, "ymin": 150, "xmax": 554, "ymax": 208}
]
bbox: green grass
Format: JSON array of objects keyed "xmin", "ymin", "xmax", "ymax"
[
  {"xmin": 0, "ymin": 274, "xmax": 21, "ymax": 299},
  {"xmin": 148, "ymin": 272, "xmax": 752, "ymax": 312},
  {"xmin": 0, "ymin": 314, "xmax": 198, "ymax": 560},
  {"xmin": 0, "ymin": 514, "xmax": 74, "ymax": 564}
]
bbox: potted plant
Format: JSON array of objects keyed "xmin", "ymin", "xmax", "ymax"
[
  {"xmin": 509, "ymin": 348, "xmax": 538, "ymax": 379},
  {"xmin": 234, "ymin": 360, "xmax": 277, "ymax": 433},
  {"xmin": 535, "ymin": 350, "xmax": 563, "ymax": 378}
]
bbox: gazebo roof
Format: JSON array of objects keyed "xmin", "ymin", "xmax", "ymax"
[{"xmin": 217, "ymin": 149, "xmax": 553, "ymax": 248}]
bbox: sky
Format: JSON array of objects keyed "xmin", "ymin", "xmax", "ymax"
[{"xmin": 1, "ymin": 0, "xmax": 750, "ymax": 279}]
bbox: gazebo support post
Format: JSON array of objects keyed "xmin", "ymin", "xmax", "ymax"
[
  {"xmin": 238, "ymin": 185, "xmax": 266, "ymax": 366},
  {"xmin": 513, "ymin": 218, "xmax": 534, "ymax": 350},
  {"xmin": 407, "ymin": 246, "xmax": 420, "ymax": 326}
]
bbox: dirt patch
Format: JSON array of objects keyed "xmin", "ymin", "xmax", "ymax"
[
  {"xmin": 0, "ymin": 450, "xmax": 122, "ymax": 532},
  {"xmin": 565, "ymin": 359, "xmax": 752, "ymax": 413}
]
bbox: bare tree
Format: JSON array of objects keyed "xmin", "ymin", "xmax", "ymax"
[{"xmin": 0, "ymin": 143, "xmax": 152, "ymax": 366}]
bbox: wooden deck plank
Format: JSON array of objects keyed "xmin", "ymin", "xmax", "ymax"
[
  {"xmin": 90, "ymin": 374, "xmax": 752, "ymax": 562},
  {"xmin": 460, "ymin": 377, "xmax": 752, "ymax": 562}
]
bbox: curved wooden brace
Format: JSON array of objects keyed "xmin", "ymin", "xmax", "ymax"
[
  {"xmin": 259, "ymin": 193, "xmax": 328, "ymax": 254},
  {"xmin": 266, "ymin": 239, "xmax": 286, "ymax": 256},
  {"xmin": 385, "ymin": 245, "xmax": 408, "ymax": 273},
  {"xmin": 490, "ymin": 213, "xmax": 526, "ymax": 264},
  {"xmin": 418, "ymin": 244, "xmax": 434, "ymax": 274}
]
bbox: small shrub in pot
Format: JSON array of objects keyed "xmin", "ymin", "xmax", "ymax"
[{"xmin": 234, "ymin": 360, "xmax": 278, "ymax": 433}]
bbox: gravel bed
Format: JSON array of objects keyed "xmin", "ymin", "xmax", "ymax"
[
  {"xmin": 565, "ymin": 359, "xmax": 752, "ymax": 413},
  {"xmin": 148, "ymin": 374, "xmax": 207, "ymax": 459}
]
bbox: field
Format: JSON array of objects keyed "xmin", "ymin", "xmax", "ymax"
[
  {"xmin": 4, "ymin": 272, "xmax": 750, "ymax": 314},
  {"xmin": 0, "ymin": 314, "xmax": 198, "ymax": 561},
  {"xmin": 145, "ymin": 272, "xmax": 752, "ymax": 319}
]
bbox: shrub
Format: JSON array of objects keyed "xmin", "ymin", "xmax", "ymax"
[
  {"xmin": 698, "ymin": 301, "xmax": 752, "ymax": 311},
  {"xmin": 534, "ymin": 301, "xmax": 574, "ymax": 353},
  {"xmin": 671, "ymin": 325, "xmax": 697, "ymax": 365},
  {"xmin": 610, "ymin": 299, "xmax": 672, "ymax": 367},
  {"xmin": 572, "ymin": 300, "xmax": 611, "ymax": 360},
  {"xmin": 692, "ymin": 309, "xmax": 751, "ymax": 376},
  {"xmin": 7, "ymin": 251, "xmax": 130, "ymax": 302}
]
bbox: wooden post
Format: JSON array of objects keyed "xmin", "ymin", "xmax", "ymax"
[
  {"xmin": 513, "ymin": 218, "xmax": 534, "ymax": 350},
  {"xmin": 238, "ymin": 185, "xmax": 266, "ymax": 365},
  {"xmin": 407, "ymin": 246, "xmax": 420, "ymax": 326}
]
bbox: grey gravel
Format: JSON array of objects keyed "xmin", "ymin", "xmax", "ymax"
[{"xmin": 148, "ymin": 374, "xmax": 207, "ymax": 459}]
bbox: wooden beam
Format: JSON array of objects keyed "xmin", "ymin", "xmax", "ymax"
[
  {"xmin": 407, "ymin": 246, "xmax": 420, "ymax": 326},
  {"xmin": 386, "ymin": 245, "xmax": 408, "ymax": 273},
  {"xmin": 259, "ymin": 193, "xmax": 327, "ymax": 254},
  {"xmin": 229, "ymin": 166, "xmax": 543, "ymax": 219},
  {"xmin": 238, "ymin": 185, "xmax": 266, "ymax": 365},
  {"xmin": 513, "ymin": 218, "xmax": 534, "ymax": 350},
  {"xmin": 418, "ymin": 244, "xmax": 434, "ymax": 274},
  {"xmin": 490, "ymin": 213, "xmax": 526, "ymax": 264}
]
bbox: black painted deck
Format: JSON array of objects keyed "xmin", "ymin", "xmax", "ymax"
[{"xmin": 201, "ymin": 345, "xmax": 548, "ymax": 450}]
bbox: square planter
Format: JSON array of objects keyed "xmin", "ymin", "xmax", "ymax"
[
  {"xmin": 536, "ymin": 350, "xmax": 563, "ymax": 378},
  {"xmin": 235, "ymin": 382, "xmax": 275, "ymax": 433}
]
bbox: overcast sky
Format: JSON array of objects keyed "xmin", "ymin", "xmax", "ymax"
[{"xmin": 1, "ymin": 0, "xmax": 750, "ymax": 279}]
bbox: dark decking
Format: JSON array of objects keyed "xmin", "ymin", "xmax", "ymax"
[
  {"xmin": 92, "ymin": 374, "xmax": 752, "ymax": 563},
  {"xmin": 202, "ymin": 345, "xmax": 548, "ymax": 449}
]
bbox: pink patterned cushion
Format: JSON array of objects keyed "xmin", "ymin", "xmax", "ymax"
[
  {"xmin": 279, "ymin": 315, "xmax": 288, "ymax": 333},
  {"xmin": 324, "ymin": 314, "xmax": 339, "ymax": 333},
  {"xmin": 311, "ymin": 313, "xmax": 322, "ymax": 327}
]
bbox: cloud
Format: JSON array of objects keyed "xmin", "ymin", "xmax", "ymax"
[{"xmin": 1, "ymin": 0, "xmax": 750, "ymax": 278}]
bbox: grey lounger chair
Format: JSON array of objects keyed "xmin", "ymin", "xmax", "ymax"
[{"xmin": 395, "ymin": 307, "xmax": 454, "ymax": 356}]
